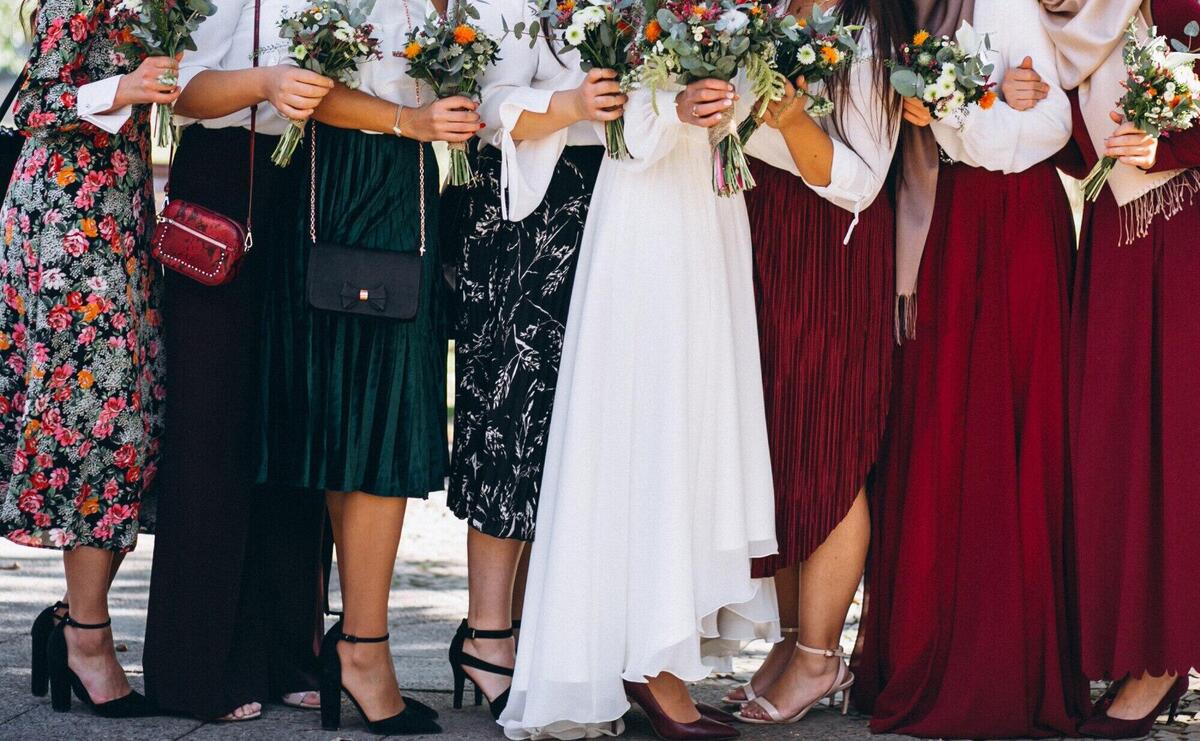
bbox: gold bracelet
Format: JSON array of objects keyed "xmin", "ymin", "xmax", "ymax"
[{"xmin": 392, "ymin": 105, "xmax": 406, "ymax": 138}]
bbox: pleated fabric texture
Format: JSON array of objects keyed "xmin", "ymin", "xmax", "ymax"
[
  {"xmin": 853, "ymin": 162, "xmax": 1089, "ymax": 739},
  {"xmin": 745, "ymin": 159, "xmax": 894, "ymax": 577},
  {"xmin": 255, "ymin": 123, "xmax": 448, "ymax": 498},
  {"xmin": 1067, "ymin": 126, "xmax": 1200, "ymax": 678}
]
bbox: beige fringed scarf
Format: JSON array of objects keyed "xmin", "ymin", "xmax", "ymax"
[
  {"xmin": 894, "ymin": 0, "xmax": 975, "ymax": 342},
  {"xmin": 1040, "ymin": 0, "xmax": 1200, "ymax": 242}
]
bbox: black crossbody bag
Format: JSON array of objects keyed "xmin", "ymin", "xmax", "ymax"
[{"xmin": 305, "ymin": 125, "xmax": 426, "ymax": 320}]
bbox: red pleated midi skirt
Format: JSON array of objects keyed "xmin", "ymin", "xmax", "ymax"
[
  {"xmin": 852, "ymin": 161, "xmax": 1089, "ymax": 738},
  {"xmin": 745, "ymin": 160, "xmax": 895, "ymax": 576}
]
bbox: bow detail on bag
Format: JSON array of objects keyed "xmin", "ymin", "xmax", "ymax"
[{"xmin": 340, "ymin": 282, "xmax": 388, "ymax": 312}]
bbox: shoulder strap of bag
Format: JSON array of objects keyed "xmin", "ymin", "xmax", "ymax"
[
  {"xmin": 1, "ymin": 70, "xmax": 27, "ymax": 124},
  {"xmin": 245, "ymin": 0, "xmax": 259, "ymax": 243}
]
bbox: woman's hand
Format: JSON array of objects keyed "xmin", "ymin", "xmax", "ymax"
[
  {"xmin": 902, "ymin": 96, "xmax": 932, "ymax": 127},
  {"xmin": 761, "ymin": 77, "xmax": 810, "ymax": 132},
  {"xmin": 676, "ymin": 79, "xmax": 736, "ymax": 128},
  {"xmin": 1001, "ymin": 56, "xmax": 1050, "ymax": 112},
  {"xmin": 403, "ymin": 96, "xmax": 481, "ymax": 142},
  {"xmin": 114, "ymin": 55, "xmax": 183, "ymax": 109},
  {"xmin": 1104, "ymin": 109, "xmax": 1158, "ymax": 169},
  {"xmin": 260, "ymin": 65, "xmax": 335, "ymax": 121},
  {"xmin": 569, "ymin": 68, "xmax": 627, "ymax": 122}
]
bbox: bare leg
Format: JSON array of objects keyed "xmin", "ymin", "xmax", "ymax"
[
  {"xmin": 61, "ymin": 546, "xmax": 133, "ymax": 704},
  {"xmin": 725, "ymin": 563, "xmax": 798, "ymax": 702},
  {"xmin": 463, "ymin": 528, "xmax": 522, "ymax": 700},
  {"xmin": 60, "ymin": 552, "xmax": 125, "ymax": 608},
  {"xmin": 511, "ymin": 543, "xmax": 530, "ymax": 648},
  {"xmin": 740, "ymin": 491, "xmax": 869, "ymax": 721},
  {"xmin": 1108, "ymin": 672, "xmax": 1182, "ymax": 720},
  {"xmin": 329, "ymin": 490, "xmax": 409, "ymax": 721},
  {"xmin": 646, "ymin": 672, "xmax": 702, "ymax": 723}
]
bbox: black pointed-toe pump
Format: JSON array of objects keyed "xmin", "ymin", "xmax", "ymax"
[{"xmin": 47, "ymin": 615, "xmax": 156, "ymax": 717}]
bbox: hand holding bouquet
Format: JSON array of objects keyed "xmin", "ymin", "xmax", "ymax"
[
  {"xmin": 508, "ymin": 0, "xmax": 642, "ymax": 159},
  {"xmin": 272, "ymin": 0, "xmax": 383, "ymax": 167},
  {"xmin": 738, "ymin": 3, "xmax": 859, "ymax": 143},
  {"xmin": 639, "ymin": 0, "xmax": 797, "ymax": 196},
  {"xmin": 889, "ymin": 22, "xmax": 996, "ymax": 123},
  {"xmin": 109, "ymin": 0, "xmax": 217, "ymax": 148},
  {"xmin": 403, "ymin": 2, "xmax": 501, "ymax": 185},
  {"xmin": 1081, "ymin": 18, "xmax": 1200, "ymax": 201}
]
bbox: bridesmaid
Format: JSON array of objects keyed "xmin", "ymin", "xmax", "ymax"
[
  {"xmin": 728, "ymin": 0, "xmax": 905, "ymax": 722},
  {"xmin": 255, "ymin": 0, "xmax": 472, "ymax": 732},
  {"xmin": 142, "ymin": 0, "xmax": 334, "ymax": 722},
  {"xmin": 498, "ymin": 44, "xmax": 776, "ymax": 741},
  {"xmin": 1041, "ymin": 0, "xmax": 1199, "ymax": 735},
  {"xmin": 852, "ymin": 0, "xmax": 1090, "ymax": 737},
  {"xmin": 0, "ymin": 0, "xmax": 173, "ymax": 717},
  {"xmin": 440, "ymin": 0, "xmax": 621, "ymax": 719}
]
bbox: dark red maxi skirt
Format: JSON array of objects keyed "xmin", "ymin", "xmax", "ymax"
[
  {"xmin": 853, "ymin": 161, "xmax": 1089, "ymax": 738},
  {"xmin": 1070, "ymin": 180, "xmax": 1200, "ymax": 681},
  {"xmin": 745, "ymin": 160, "xmax": 894, "ymax": 576}
]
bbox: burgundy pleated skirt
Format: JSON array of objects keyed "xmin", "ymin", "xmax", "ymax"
[
  {"xmin": 744, "ymin": 160, "xmax": 894, "ymax": 576},
  {"xmin": 1070, "ymin": 181, "xmax": 1200, "ymax": 680},
  {"xmin": 853, "ymin": 162, "xmax": 1089, "ymax": 738}
]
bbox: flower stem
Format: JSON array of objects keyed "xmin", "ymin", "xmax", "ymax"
[
  {"xmin": 605, "ymin": 117, "xmax": 629, "ymax": 160},
  {"xmin": 448, "ymin": 141, "xmax": 473, "ymax": 186},
  {"xmin": 271, "ymin": 120, "xmax": 306, "ymax": 168},
  {"xmin": 1082, "ymin": 156, "xmax": 1117, "ymax": 203}
]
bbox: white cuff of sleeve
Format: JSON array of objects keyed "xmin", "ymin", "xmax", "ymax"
[{"xmin": 77, "ymin": 76, "xmax": 132, "ymax": 134}]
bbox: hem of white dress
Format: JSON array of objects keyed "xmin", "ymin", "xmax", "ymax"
[{"xmin": 500, "ymin": 707, "xmax": 627, "ymax": 740}]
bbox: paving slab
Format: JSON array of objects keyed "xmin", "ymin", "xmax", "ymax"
[{"xmin": 1, "ymin": 494, "xmax": 1197, "ymax": 741}]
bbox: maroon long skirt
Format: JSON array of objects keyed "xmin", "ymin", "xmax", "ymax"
[
  {"xmin": 852, "ymin": 162, "xmax": 1089, "ymax": 738},
  {"xmin": 1070, "ymin": 182, "xmax": 1200, "ymax": 679},
  {"xmin": 745, "ymin": 160, "xmax": 894, "ymax": 576}
]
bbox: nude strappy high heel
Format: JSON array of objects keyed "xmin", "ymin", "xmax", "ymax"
[
  {"xmin": 733, "ymin": 642, "xmax": 854, "ymax": 725},
  {"xmin": 721, "ymin": 627, "xmax": 798, "ymax": 706}
]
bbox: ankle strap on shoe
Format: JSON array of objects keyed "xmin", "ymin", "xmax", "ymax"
[
  {"xmin": 63, "ymin": 615, "xmax": 112, "ymax": 630},
  {"xmin": 54, "ymin": 601, "xmax": 69, "ymax": 611},
  {"xmin": 339, "ymin": 632, "xmax": 389, "ymax": 644},
  {"xmin": 795, "ymin": 642, "xmax": 846, "ymax": 659},
  {"xmin": 462, "ymin": 624, "xmax": 514, "ymax": 640},
  {"xmin": 781, "ymin": 627, "xmax": 799, "ymax": 634}
]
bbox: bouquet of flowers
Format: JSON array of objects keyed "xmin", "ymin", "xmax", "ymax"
[
  {"xmin": 508, "ymin": 0, "xmax": 643, "ymax": 159},
  {"xmin": 737, "ymin": 3, "xmax": 860, "ymax": 143},
  {"xmin": 109, "ymin": 0, "xmax": 217, "ymax": 148},
  {"xmin": 272, "ymin": 0, "xmax": 383, "ymax": 167},
  {"xmin": 639, "ymin": 0, "xmax": 797, "ymax": 196},
  {"xmin": 888, "ymin": 22, "xmax": 996, "ymax": 122},
  {"xmin": 1082, "ymin": 18, "xmax": 1200, "ymax": 201},
  {"xmin": 403, "ymin": 2, "xmax": 501, "ymax": 185}
]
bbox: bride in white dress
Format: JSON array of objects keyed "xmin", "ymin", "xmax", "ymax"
[{"xmin": 497, "ymin": 75, "xmax": 779, "ymax": 740}]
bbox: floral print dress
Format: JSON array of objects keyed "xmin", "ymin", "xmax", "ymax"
[{"xmin": 0, "ymin": 0, "xmax": 164, "ymax": 553}]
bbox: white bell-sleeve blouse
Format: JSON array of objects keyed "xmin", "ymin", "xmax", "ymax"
[
  {"xmin": 174, "ymin": 0, "xmax": 292, "ymax": 134},
  {"xmin": 744, "ymin": 22, "xmax": 899, "ymax": 227},
  {"xmin": 931, "ymin": 0, "xmax": 1071, "ymax": 172},
  {"xmin": 474, "ymin": 0, "xmax": 602, "ymax": 221}
]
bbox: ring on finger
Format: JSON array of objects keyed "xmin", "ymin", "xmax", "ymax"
[{"xmin": 691, "ymin": 105, "xmax": 699, "ymax": 118}]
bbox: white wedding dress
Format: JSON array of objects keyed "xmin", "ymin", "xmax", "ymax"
[{"xmin": 497, "ymin": 84, "xmax": 779, "ymax": 740}]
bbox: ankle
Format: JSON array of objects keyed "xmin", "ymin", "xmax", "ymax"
[
  {"xmin": 338, "ymin": 639, "xmax": 390, "ymax": 672},
  {"xmin": 790, "ymin": 651, "xmax": 842, "ymax": 679}
]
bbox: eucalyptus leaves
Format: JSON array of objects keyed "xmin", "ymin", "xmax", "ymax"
[
  {"xmin": 109, "ymin": 0, "xmax": 217, "ymax": 148},
  {"xmin": 889, "ymin": 22, "xmax": 995, "ymax": 123}
]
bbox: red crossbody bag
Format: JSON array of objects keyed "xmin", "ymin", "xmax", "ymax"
[{"xmin": 150, "ymin": 0, "xmax": 260, "ymax": 286}]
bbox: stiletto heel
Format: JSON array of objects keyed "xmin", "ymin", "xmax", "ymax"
[
  {"xmin": 1079, "ymin": 675, "xmax": 1189, "ymax": 739},
  {"xmin": 447, "ymin": 619, "xmax": 514, "ymax": 720},
  {"xmin": 46, "ymin": 615, "xmax": 154, "ymax": 717},
  {"xmin": 318, "ymin": 621, "xmax": 441, "ymax": 735},
  {"xmin": 734, "ymin": 642, "xmax": 855, "ymax": 726},
  {"xmin": 31, "ymin": 600, "xmax": 68, "ymax": 697}
]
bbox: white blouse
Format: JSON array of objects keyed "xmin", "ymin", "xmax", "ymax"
[
  {"xmin": 175, "ymin": 0, "xmax": 293, "ymax": 135},
  {"xmin": 931, "ymin": 0, "xmax": 1071, "ymax": 172},
  {"xmin": 474, "ymin": 0, "xmax": 602, "ymax": 221},
  {"xmin": 355, "ymin": 0, "xmax": 436, "ymax": 118},
  {"xmin": 744, "ymin": 22, "xmax": 899, "ymax": 227}
]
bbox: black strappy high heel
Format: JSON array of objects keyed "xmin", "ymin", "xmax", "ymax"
[
  {"xmin": 448, "ymin": 619, "xmax": 514, "ymax": 719},
  {"xmin": 31, "ymin": 600, "xmax": 68, "ymax": 697},
  {"xmin": 47, "ymin": 615, "xmax": 155, "ymax": 717},
  {"xmin": 318, "ymin": 622, "xmax": 442, "ymax": 735}
]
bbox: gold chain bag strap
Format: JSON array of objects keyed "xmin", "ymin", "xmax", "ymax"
[{"xmin": 303, "ymin": 0, "xmax": 427, "ymax": 320}]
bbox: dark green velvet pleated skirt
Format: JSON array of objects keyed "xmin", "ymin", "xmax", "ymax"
[{"xmin": 254, "ymin": 124, "xmax": 448, "ymax": 498}]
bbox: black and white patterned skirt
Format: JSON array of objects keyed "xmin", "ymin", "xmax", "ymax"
[{"xmin": 444, "ymin": 144, "xmax": 604, "ymax": 541}]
